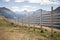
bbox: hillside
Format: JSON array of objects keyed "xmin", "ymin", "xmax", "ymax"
[
  {"xmin": 0, "ymin": 7, "xmax": 16, "ymax": 19},
  {"xmin": 0, "ymin": 16, "xmax": 15, "ymax": 27},
  {"xmin": 0, "ymin": 16, "xmax": 60, "ymax": 40}
]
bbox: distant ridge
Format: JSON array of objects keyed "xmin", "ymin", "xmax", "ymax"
[
  {"xmin": 0, "ymin": 7, "xmax": 16, "ymax": 19},
  {"xmin": 54, "ymin": 6, "xmax": 60, "ymax": 13}
]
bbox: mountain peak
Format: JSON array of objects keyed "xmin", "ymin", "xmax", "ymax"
[
  {"xmin": 0, "ymin": 7, "xmax": 11, "ymax": 11},
  {"xmin": 54, "ymin": 6, "xmax": 60, "ymax": 13},
  {"xmin": 0, "ymin": 7, "xmax": 7, "ymax": 9},
  {"xmin": 55, "ymin": 7, "xmax": 60, "ymax": 10}
]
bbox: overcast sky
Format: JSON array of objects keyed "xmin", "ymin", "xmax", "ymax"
[{"xmin": 0, "ymin": 0, "xmax": 60, "ymax": 12}]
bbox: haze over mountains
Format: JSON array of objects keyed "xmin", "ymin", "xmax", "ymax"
[
  {"xmin": 0, "ymin": 6, "xmax": 60, "ymax": 28},
  {"xmin": 0, "ymin": 7, "xmax": 60, "ymax": 19},
  {"xmin": 0, "ymin": 7, "xmax": 26, "ymax": 19}
]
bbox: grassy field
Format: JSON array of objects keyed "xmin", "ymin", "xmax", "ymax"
[{"xmin": 0, "ymin": 17, "xmax": 60, "ymax": 40}]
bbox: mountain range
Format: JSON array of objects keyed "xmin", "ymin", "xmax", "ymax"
[
  {"xmin": 0, "ymin": 7, "xmax": 26, "ymax": 19},
  {"xmin": 0, "ymin": 6, "xmax": 60, "ymax": 28}
]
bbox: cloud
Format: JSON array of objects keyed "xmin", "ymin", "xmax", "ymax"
[
  {"xmin": 4, "ymin": 0, "xmax": 10, "ymax": 2},
  {"xmin": 11, "ymin": 6, "xmax": 21, "ymax": 12},
  {"xmin": 24, "ymin": 5, "xmax": 36, "ymax": 9},
  {"xmin": 10, "ymin": 6, "xmax": 37, "ymax": 12},
  {"xmin": 40, "ymin": 0, "xmax": 59, "ymax": 5},
  {"xmin": 28, "ymin": 0, "xmax": 41, "ymax": 3},
  {"xmin": 15, "ymin": 0, "xmax": 25, "ymax": 2},
  {"xmin": 4, "ymin": 0, "xmax": 59, "ymax": 5},
  {"xmin": 21, "ymin": 5, "xmax": 37, "ymax": 12},
  {"xmin": 28, "ymin": 0, "xmax": 59, "ymax": 5}
]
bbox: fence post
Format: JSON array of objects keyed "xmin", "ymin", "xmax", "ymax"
[
  {"xmin": 40, "ymin": 9, "xmax": 43, "ymax": 32},
  {"xmin": 50, "ymin": 6, "xmax": 54, "ymax": 36}
]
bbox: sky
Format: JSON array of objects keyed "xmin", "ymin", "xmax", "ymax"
[{"xmin": 0, "ymin": 0, "xmax": 60, "ymax": 12}]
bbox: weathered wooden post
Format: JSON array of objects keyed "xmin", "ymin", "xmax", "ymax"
[
  {"xmin": 27, "ymin": 13, "xmax": 30, "ymax": 27},
  {"xmin": 24, "ymin": 14, "xmax": 26, "ymax": 26},
  {"xmin": 22, "ymin": 16, "xmax": 23, "ymax": 27},
  {"xmin": 18, "ymin": 17, "xmax": 20, "ymax": 25},
  {"xmin": 40, "ymin": 9, "xmax": 43, "ymax": 32},
  {"xmin": 50, "ymin": 6, "xmax": 54, "ymax": 36}
]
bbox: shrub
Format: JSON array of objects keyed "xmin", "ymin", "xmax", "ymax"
[
  {"xmin": 14, "ymin": 25, "xmax": 17, "ymax": 27},
  {"xmin": 40, "ymin": 30, "xmax": 44, "ymax": 33},
  {"xmin": 11, "ymin": 23, "xmax": 14, "ymax": 25},
  {"xmin": 45, "ymin": 29, "xmax": 47, "ymax": 31},
  {"xmin": 54, "ymin": 31, "xmax": 56, "ymax": 33},
  {"xmin": 50, "ymin": 34, "xmax": 53, "ymax": 37}
]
